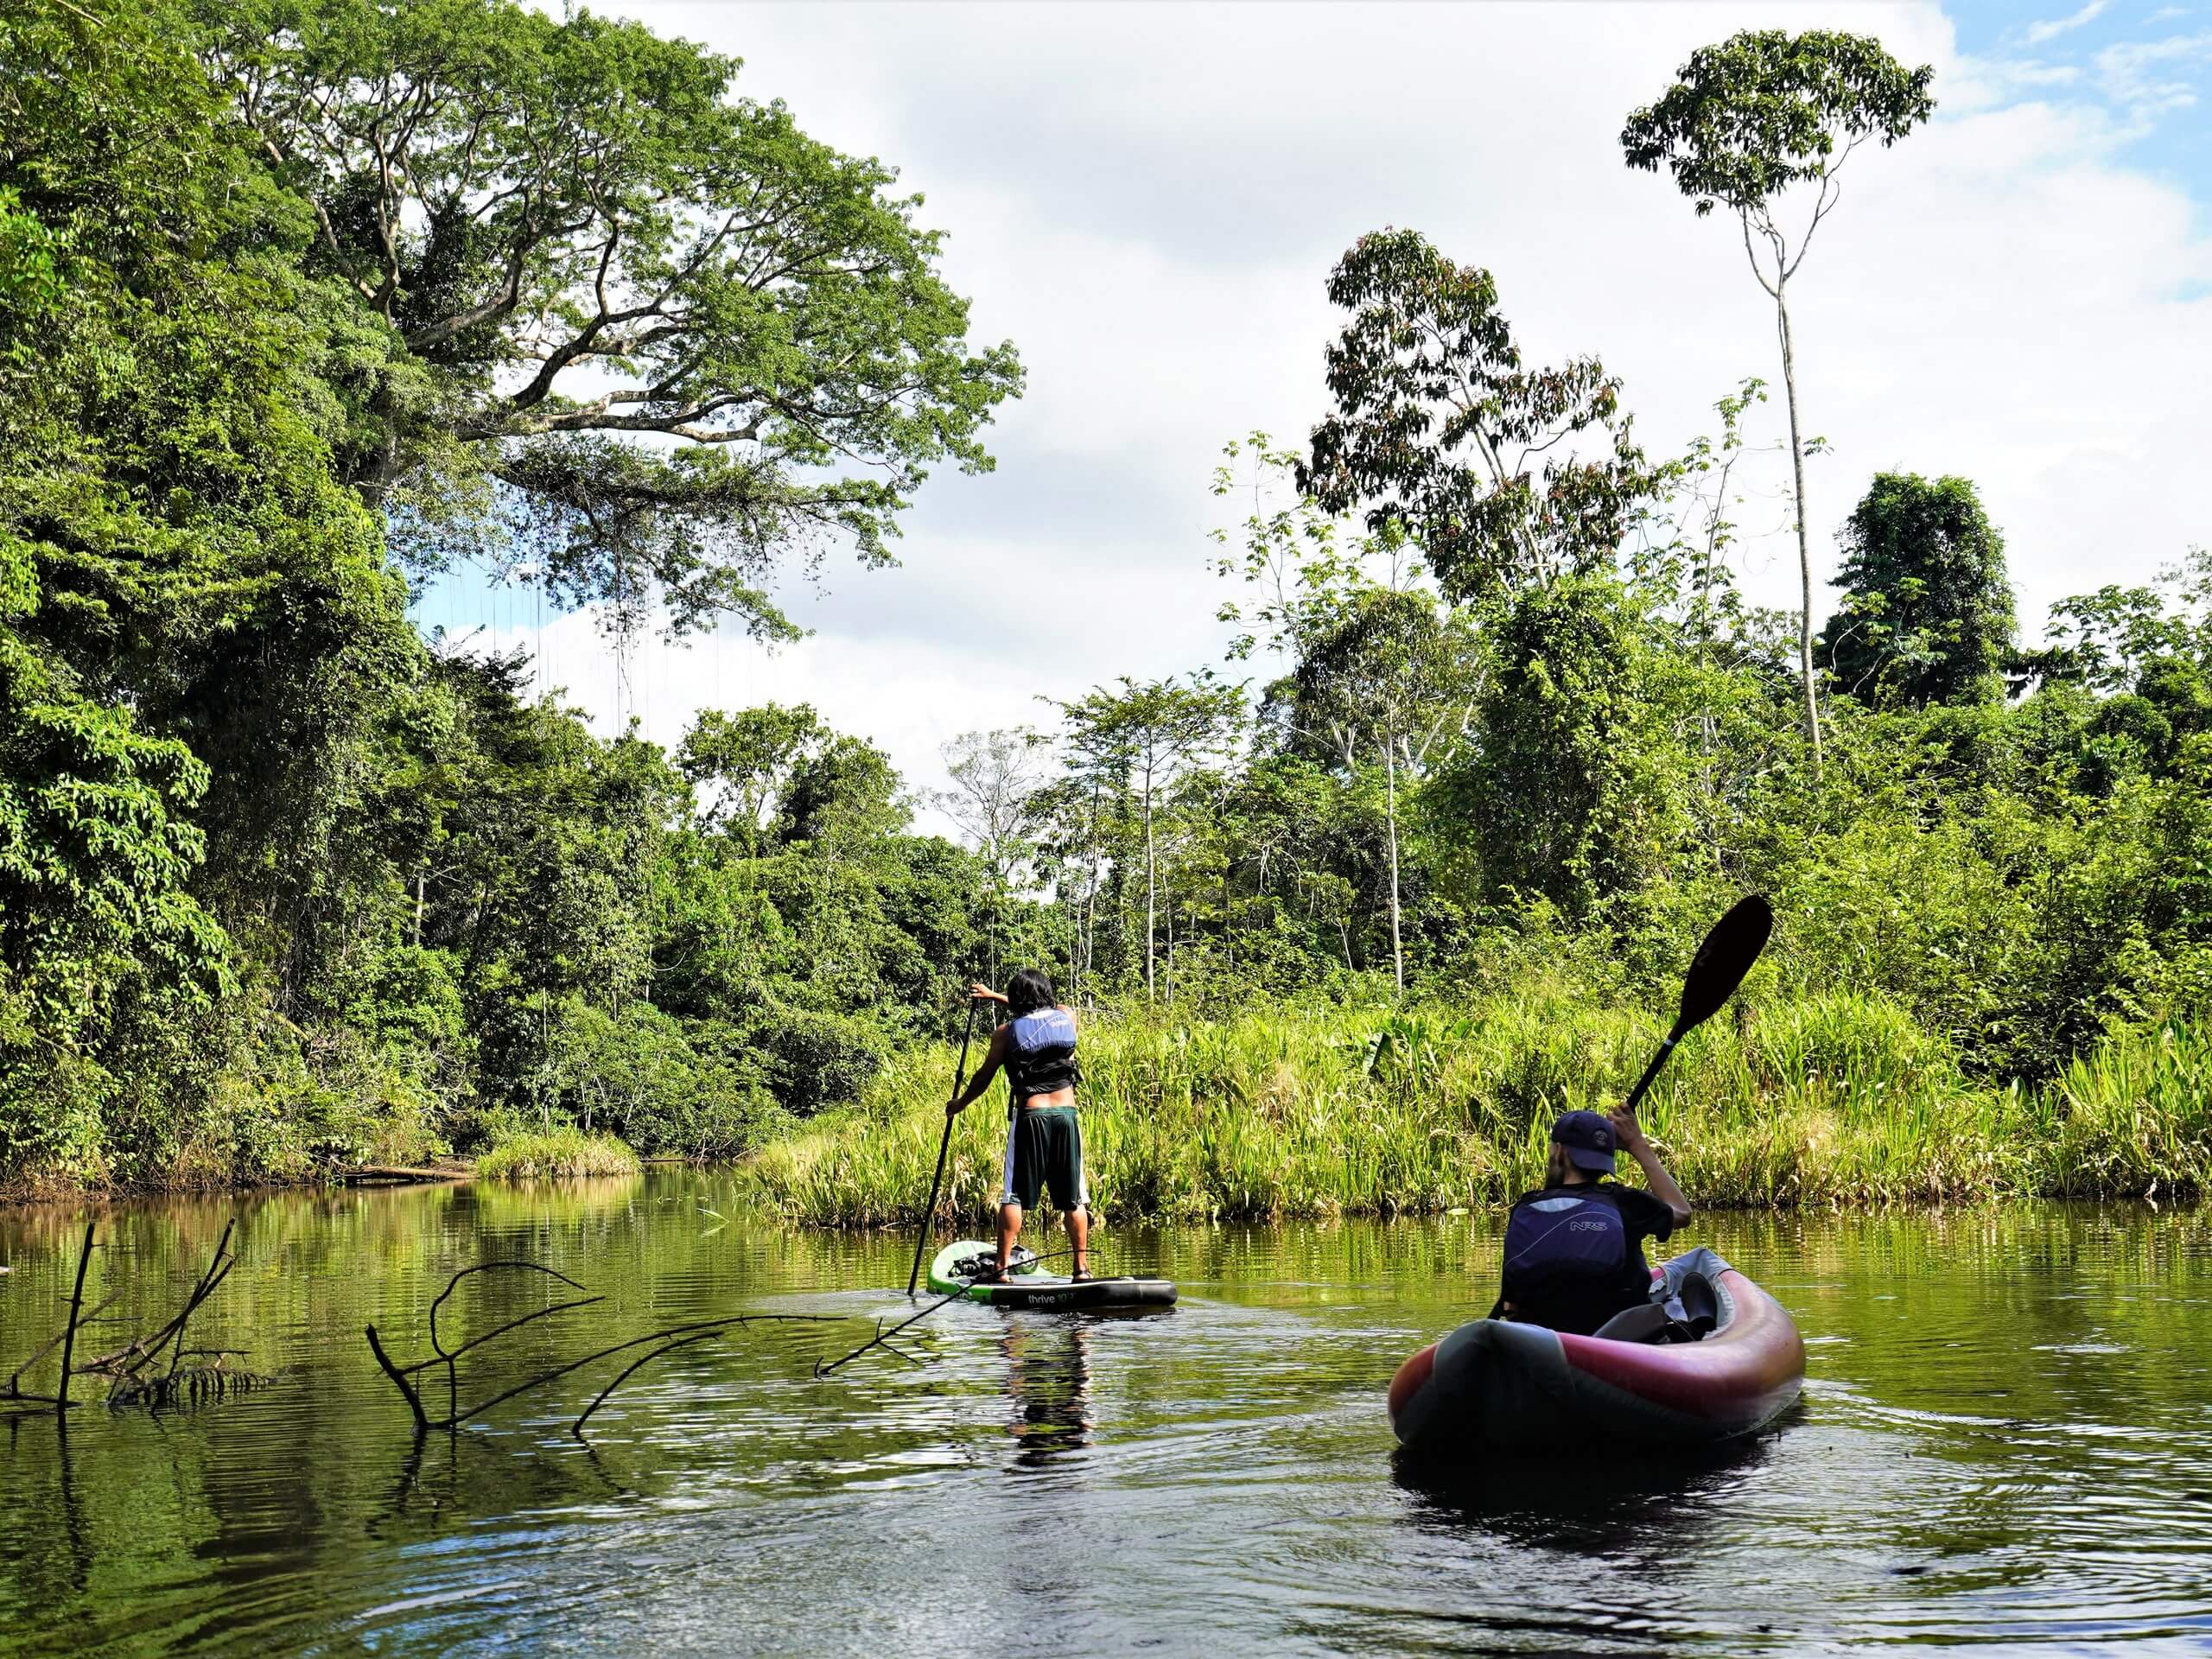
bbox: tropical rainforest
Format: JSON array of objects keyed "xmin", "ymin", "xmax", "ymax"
[{"xmin": 3, "ymin": 0, "xmax": 2208, "ymax": 1202}]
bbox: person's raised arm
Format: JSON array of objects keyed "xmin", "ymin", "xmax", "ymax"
[
  {"xmin": 947, "ymin": 1027, "xmax": 1008, "ymax": 1116},
  {"xmin": 969, "ymin": 982, "xmax": 1007, "ymax": 1006},
  {"xmin": 1611, "ymin": 1107, "xmax": 1691, "ymax": 1225}
]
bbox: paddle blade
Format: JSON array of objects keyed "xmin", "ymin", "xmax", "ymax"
[{"xmin": 1674, "ymin": 893, "xmax": 1774, "ymax": 1036}]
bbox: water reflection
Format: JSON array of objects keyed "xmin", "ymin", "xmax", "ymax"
[{"xmin": 1002, "ymin": 1319, "xmax": 1090, "ymax": 1469}]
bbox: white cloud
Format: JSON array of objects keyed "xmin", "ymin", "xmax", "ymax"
[
  {"xmin": 2096, "ymin": 29, "xmax": 2212, "ymax": 117},
  {"xmin": 551, "ymin": 1, "xmax": 2209, "ymax": 816},
  {"xmin": 2025, "ymin": 1, "xmax": 2108, "ymax": 48}
]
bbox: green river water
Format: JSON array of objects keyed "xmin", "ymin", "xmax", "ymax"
[{"xmin": 2, "ymin": 1175, "xmax": 2209, "ymax": 1655}]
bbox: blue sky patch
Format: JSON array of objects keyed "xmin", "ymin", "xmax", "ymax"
[{"xmin": 1948, "ymin": 0, "xmax": 2210, "ymax": 202}]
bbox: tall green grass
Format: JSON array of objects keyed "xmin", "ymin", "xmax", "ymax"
[
  {"xmin": 738, "ymin": 990, "xmax": 2212, "ymax": 1224},
  {"xmin": 474, "ymin": 1126, "xmax": 642, "ymax": 1181}
]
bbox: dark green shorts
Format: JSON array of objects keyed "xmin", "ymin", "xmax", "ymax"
[{"xmin": 999, "ymin": 1107, "xmax": 1086, "ymax": 1212}]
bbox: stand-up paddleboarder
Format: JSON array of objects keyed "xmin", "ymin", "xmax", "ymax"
[{"xmin": 945, "ymin": 969, "xmax": 1090, "ymax": 1281}]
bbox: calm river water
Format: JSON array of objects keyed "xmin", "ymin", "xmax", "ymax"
[{"xmin": 2, "ymin": 1176, "xmax": 2209, "ymax": 1655}]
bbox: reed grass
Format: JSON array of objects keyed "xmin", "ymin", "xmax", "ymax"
[
  {"xmin": 738, "ymin": 989, "xmax": 2212, "ymax": 1224},
  {"xmin": 474, "ymin": 1127, "xmax": 643, "ymax": 1181}
]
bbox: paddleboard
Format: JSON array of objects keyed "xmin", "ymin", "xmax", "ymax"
[{"xmin": 925, "ymin": 1239, "xmax": 1177, "ymax": 1310}]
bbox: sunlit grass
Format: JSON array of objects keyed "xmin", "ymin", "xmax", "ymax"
[
  {"xmin": 475, "ymin": 1126, "xmax": 642, "ymax": 1181},
  {"xmin": 739, "ymin": 991, "xmax": 2212, "ymax": 1224}
]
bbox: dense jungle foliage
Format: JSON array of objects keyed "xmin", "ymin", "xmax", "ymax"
[{"xmin": 3, "ymin": 2, "xmax": 2206, "ymax": 1194}]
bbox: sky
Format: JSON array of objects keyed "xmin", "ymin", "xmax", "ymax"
[{"xmin": 418, "ymin": 1, "xmax": 2212, "ymax": 827}]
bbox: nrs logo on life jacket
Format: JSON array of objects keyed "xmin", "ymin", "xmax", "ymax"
[{"xmin": 1503, "ymin": 1191, "xmax": 1630, "ymax": 1287}]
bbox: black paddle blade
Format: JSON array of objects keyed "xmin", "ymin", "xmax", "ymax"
[{"xmin": 1673, "ymin": 893, "xmax": 1774, "ymax": 1036}]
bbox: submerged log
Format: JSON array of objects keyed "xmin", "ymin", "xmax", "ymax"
[{"xmin": 335, "ymin": 1166, "xmax": 473, "ymax": 1187}]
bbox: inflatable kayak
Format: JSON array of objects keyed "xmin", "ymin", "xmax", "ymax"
[
  {"xmin": 925, "ymin": 1240, "xmax": 1177, "ymax": 1310},
  {"xmin": 1389, "ymin": 1248, "xmax": 1802, "ymax": 1459}
]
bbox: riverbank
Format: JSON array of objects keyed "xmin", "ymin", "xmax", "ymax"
[
  {"xmin": 740, "ymin": 994, "xmax": 2212, "ymax": 1224},
  {"xmin": 0, "ymin": 1131, "xmax": 639, "ymax": 1207},
  {"xmin": 11, "ymin": 993, "xmax": 2208, "ymax": 1216}
]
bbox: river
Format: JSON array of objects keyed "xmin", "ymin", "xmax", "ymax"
[{"xmin": 1, "ymin": 1176, "xmax": 2208, "ymax": 1655}]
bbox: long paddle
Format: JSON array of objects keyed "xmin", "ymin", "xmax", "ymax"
[{"xmin": 906, "ymin": 994, "xmax": 984, "ymax": 1300}]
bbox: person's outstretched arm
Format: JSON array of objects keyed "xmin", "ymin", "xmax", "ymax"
[
  {"xmin": 948, "ymin": 1027, "xmax": 1008, "ymax": 1115},
  {"xmin": 1611, "ymin": 1107, "xmax": 1691, "ymax": 1225}
]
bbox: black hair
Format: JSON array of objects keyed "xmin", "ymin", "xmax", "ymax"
[{"xmin": 1005, "ymin": 968, "xmax": 1058, "ymax": 1016}]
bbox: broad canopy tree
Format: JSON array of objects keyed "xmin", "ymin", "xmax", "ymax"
[
  {"xmin": 193, "ymin": 0, "xmax": 1024, "ymax": 639},
  {"xmin": 935, "ymin": 727, "xmax": 1050, "ymax": 986},
  {"xmin": 1299, "ymin": 229, "xmax": 1652, "ymax": 605},
  {"xmin": 1053, "ymin": 675, "xmax": 1246, "ymax": 1001},
  {"xmin": 1623, "ymin": 29, "xmax": 1936, "ymax": 770}
]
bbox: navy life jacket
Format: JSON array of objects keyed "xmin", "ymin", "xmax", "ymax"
[
  {"xmin": 1005, "ymin": 1007, "xmax": 1079, "ymax": 1105},
  {"xmin": 1499, "ymin": 1185, "xmax": 1641, "ymax": 1336}
]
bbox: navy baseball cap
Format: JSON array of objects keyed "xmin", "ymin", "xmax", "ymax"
[{"xmin": 1551, "ymin": 1109, "xmax": 1616, "ymax": 1174}]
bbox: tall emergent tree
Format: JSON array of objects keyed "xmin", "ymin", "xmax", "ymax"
[
  {"xmin": 1300, "ymin": 230, "xmax": 1651, "ymax": 604},
  {"xmin": 1623, "ymin": 30, "xmax": 1935, "ymax": 770},
  {"xmin": 190, "ymin": 0, "xmax": 1023, "ymax": 639},
  {"xmin": 1820, "ymin": 473, "xmax": 2015, "ymax": 710}
]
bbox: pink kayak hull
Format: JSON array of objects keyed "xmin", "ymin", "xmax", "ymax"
[{"xmin": 1389, "ymin": 1257, "xmax": 1804, "ymax": 1458}]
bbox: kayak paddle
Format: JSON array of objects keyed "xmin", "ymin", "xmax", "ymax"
[
  {"xmin": 906, "ymin": 993, "xmax": 984, "ymax": 1300},
  {"xmin": 1621, "ymin": 892, "xmax": 1775, "ymax": 1118}
]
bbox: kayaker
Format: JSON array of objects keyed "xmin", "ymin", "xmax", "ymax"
[
  {"xmin": 945, "ymin": 969, "xmax": 1090, "ymax": 1282},
  {"xmin": 1497, "ymin": 1108, "xmax": 1692, "ymax": 1336}
]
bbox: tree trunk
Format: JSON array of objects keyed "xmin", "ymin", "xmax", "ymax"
[
  {"xmin": 1164, "ymin": 888, "xmax": 1173, "ymax": 1001},
  {"xmin": 1222, "ymin": 861, "xmax": 1234, "ymax": 976},
  {"xmin": 1082, "ymin": 778, "xmax": 1102, "ymax": 1003},
  {"xmin": 1142, "ymin": 766, "xmax": 1157, "ymax": 1001},
  {"xmin": 1383, "ymin": 738, "xmax": 1405, "ymax": 995},
  {"xmin": 1775, "ymin": 282, "xmax": 1824, "ymax": 776},
  {"xmin": 986, "ymin": 871, "xmax": 1000, "ymax": 989}
]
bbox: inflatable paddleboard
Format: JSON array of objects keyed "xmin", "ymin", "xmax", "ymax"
[{"xmin": 925, "ymin": 1240, "xmax": 1177, "ymax": 1310}]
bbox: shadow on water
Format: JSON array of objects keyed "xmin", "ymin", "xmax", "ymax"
[{"xmin": 1393, "ymin": 1414, "xmax": 1796, "ymax": 1556}]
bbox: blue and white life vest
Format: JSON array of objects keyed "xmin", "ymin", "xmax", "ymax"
[{"xmin": 1005, "ymin": 1007, "xmax": 1078, "ymax": 1103}]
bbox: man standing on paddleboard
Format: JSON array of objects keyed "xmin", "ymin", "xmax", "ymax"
[
  {"xmin": 945, "ymin": 969, "xmax": 1090, "ymax": 1282},
  {"xmin": 1496, "ymin": 1107, "xmax": 1692, "ymax": 1335}
]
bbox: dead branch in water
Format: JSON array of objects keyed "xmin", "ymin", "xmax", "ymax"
[
  {"xmin": 77, "ymin": 1220, "xmax": 275, "ymax": 1409},
  {"xmin": 2, "ymin": 1221, "xmax": 269, "ymax": 1417},
  {"xmin": 2, "ymin": 1226, "xmax": 94, "ymax": 1417},
  {"xmin": 336, "ymin": 1166, "xmax": 471, "ymax": 1186},
  {"xmin": 54, "ymin": 1224, "xmax": 92, "ymax": 1409},
  {"xmin": 365, "ymin": 1261, "xmax": 842, "ymax": 1438}
]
